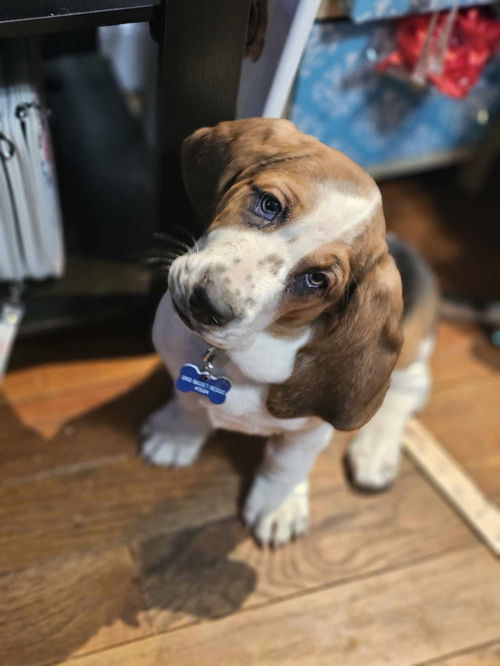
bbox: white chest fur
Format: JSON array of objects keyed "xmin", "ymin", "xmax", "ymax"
[{"xmin": 152, "ymin": 293, "xmax": 313, "ymax": 436}]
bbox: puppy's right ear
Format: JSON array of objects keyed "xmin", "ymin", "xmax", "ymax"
[
  {"xmin": 267, "ymin": 241, "xmax": 404, "ymax": 431},
  {"xmin": 181, "ymin": 118, "xmax": 310, "ymax": 226}
]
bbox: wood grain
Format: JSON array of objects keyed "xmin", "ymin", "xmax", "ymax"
[
  {"xmin": 1, "ymin": 355, "xmax": 159, "ymax": 439},
  {"xmin": 0, "ymin": 364, "xmax": 170, "ymax": 481},
  {"xmin": 2, "ymin": 355, "xmax": 158, "ymax": 406},
  {"xmin": 404, "ymin": 419, "xmax": 500, "ymax": 557},
  {"xmin": 134, "ymin": 467, "xmax": 473, "ymax": 633},
  {"xmin": 0, "ymin": 451, "xmax": 241, "ymax": 574},
  {"xmin": 55, "ymin": 547, "xmax": 500, "ymax": 666},
  {"xmin": 422, "ymin": 322, "xmax": 500, "ymax": 466},
  {"xmin": 2, "ymin": 418, "xmax": 487, "ymax": 580},
  {"xmin": 0, "ymin": 546, "xmax": 151, "ymax": 666},
  {"xmin": 420, "ymin": 323, "xmax": 500, "ymax": 509}
]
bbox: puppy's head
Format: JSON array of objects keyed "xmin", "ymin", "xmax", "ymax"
[{"xmin": 169, "ymin": 118, "xmax": 403, "ymax": 430}]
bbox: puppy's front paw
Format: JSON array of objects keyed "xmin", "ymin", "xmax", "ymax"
[
  {"xmin": 244, "ymin": 479, "xmax": 309, "ymax": 548},
  {"xmin": 141, "ymin": 401, "xmax": 209, "ymax": 468},
  {"xmin": 347, "ymin": 428, "xmax": 401, "ymax": 492},
  {"xmin": 141, "ymin": 431, "xmax": 202, "ymax": 467}
]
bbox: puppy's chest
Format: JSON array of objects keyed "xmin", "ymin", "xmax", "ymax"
[
  {"xmin": 194, "ymin": 337, "xmax": 312, "ymax": 436},
  {"xmin": 153, "ymin": 294, "xmax": 312, "ymax": 435},
  {"xmin": 202, "ymin": 371, "xmax": 281, "ymax": 435}
]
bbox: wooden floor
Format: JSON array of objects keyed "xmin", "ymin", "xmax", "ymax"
[{"xmin": 1, "ymin": 314, "xmax": 499, "ymax": 665}]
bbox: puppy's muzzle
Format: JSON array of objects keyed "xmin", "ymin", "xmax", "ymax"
[{"xmin": 188, "ymin": 285, "xmax": 234, "ymax": 327}]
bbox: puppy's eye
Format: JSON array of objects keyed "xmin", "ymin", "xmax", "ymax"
[
  {"xmin": 292, "ymin": 271, "xmax": 329, "ymax": 295},
  {"xmin": 304, "ymin": 272, "xmax": 328, "ymax": 289},
  {"xmin": 255, "ymin": 193, "xmax": 283, "ymax": 221}
]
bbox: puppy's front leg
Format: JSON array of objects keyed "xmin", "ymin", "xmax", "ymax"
[
  {"xmin": 244, "ymin": 421, "xmax": 333, "ymax": 546},
  {"xmin": 141, "ymin": 394, "xmax": 212, "ymax": 467}
]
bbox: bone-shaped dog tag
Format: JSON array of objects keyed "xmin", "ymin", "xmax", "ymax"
[{"xmin": 176, "ymin": 364, "xmax": 231, "ymax": 404}]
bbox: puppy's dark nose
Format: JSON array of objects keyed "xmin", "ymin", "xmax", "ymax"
[{"xmin": 188, "ymin": 285, "xmax": 232, "ymax": 327}]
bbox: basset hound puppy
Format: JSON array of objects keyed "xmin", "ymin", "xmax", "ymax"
[{"xmin": 142, "ymin": 118, "xmax": 439, "ymax": 547}]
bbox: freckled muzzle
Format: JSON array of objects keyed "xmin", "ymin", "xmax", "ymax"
[{"xmin": 168, "ymin": 228, "xmax": 289, "ymax": 335}]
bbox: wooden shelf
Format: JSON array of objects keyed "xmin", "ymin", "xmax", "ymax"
[{"xmin": 0, "ymin": 1, "xmax": 159, "ymax": 38}]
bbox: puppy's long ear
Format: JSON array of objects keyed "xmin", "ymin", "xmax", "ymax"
[
  {"xmin": 267, "ymin": 222, "xmax": 404, "ymax": 431},
  {"xmin": 181, "ymin": 118, "xmax": 312, "ymax": 225}
]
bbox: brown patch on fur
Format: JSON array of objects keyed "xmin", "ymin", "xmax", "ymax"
[
  {"xmin": 263, "ymin": 254, "xmax": 284, "ymax": 274},
  {"xmin": 268, "ymin": 211, "xmax": 404, "ymax": 431}
]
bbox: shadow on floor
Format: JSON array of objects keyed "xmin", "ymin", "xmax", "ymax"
[{"xmin": 0, "ymin": 363, "xmax": 264, "ymax": 666}]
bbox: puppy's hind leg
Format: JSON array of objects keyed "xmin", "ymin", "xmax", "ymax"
[
  {"xmin": 347, "ymin": 338, "xmax": 433, "ymax": 491},
  {"xmin": 141, "ymin": 395, "xmax": 212, "ymax": 467}
]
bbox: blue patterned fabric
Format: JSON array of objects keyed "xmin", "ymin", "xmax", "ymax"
[
  {"xmin": 289, "ymin": 20, "xmax": 500, "ymax": 171},
  {"xmin": 350, "ymin": 0, "xmax": 493, "ymax": 24}
]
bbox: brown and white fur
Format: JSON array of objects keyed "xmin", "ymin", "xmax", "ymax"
[{"xmin": 142, "ymin": 119, "xmax": 439, "ymax": 547}]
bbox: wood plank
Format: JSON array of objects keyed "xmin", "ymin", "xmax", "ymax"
[
  {"xmin": 0, "ymin": 423, "xmax": 344, "ymax": 574},
  {"xmin": 134, "ymin": 467, "xmax": 473, "ymax": 633},
  {"xmin": 1, "ymin": 426, "xmax": 479, "ymax": 663},
  {"xmin": 3, "ymin": 408, "xmax": 483, "ymax": 579},
  {"xmin": 0, "ymin": 1, "xmax": 157, "ymax": 39},
  {"xmin": 0, "ymin": 448, "xmax": 241, "ymax": 574},
  {"xmin": 0, "ymin": 365, "xmax": 170, "ymax": 481},
  {"xmin": 54, "ymin": 547, "xmax": 500, "ymax": 666},
  {"xmin": 0, "ymin": 546, "xmax": 151, "ymax": 666},
  {"xmin": 421, "ymin": 322, "xmax": 500, "ymax": 498},
  {"xmin": 2, "ymin": 374, "xmax": 159, "ymax": 440},
  {"xmin": 404, "ymin": 420, "xmax": 500, "ymax": 557},
  {"xmin": 0, "ymin": 458, "xmax": 481, "ymax": 666},
  {"xmin": 0, "ymin": 401, "xmax": 496, "ymax": 591},
  {"xmin": 2, "ymin": 354, "xmax": 158, "ymax": 406},
  {"xmin": 1, "ymin": 351, "xmax": 159, "ymax": 438}
]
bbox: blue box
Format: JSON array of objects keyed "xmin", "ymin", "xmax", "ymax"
[{"xmin": 289, "ymin": 20, "xmax": 500, "ymax": 174}]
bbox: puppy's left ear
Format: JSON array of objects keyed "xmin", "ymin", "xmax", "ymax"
[
  {"xmin": 181, "ymin": 124, "xmax": 232, "ymax": 225},
  {"xmin": 267, "ymin": 230, "xmax": 404, "ymax": 431}
]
